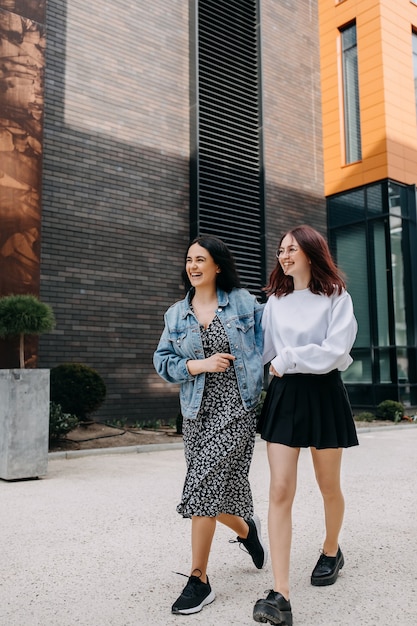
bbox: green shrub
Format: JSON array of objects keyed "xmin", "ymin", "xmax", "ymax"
[
  {"xmin": 49, "ymin": 402, "xmax": 79, "ymax": 441},
  {"xmin": 50, "ymin": 363, "xmax": 106, "ymax": 420},
  {"xmin": 376, "ymin": 399, "xmax": 404, "ymax": 422},
  {"xmin": 0, "ymin": 294, "xmax": 55, "ymax": 367},
  {"xmin": 355, "ymin": 411, "xmax": 375, "ymax": 422}
]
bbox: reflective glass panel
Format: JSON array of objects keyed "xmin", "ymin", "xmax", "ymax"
[
  {"xmin": 342, "ymin": 348, "xmax": 372, "ymax": 383},
  {"xmin": 388, "ymin": 183, "xmax": 406, "ymax": 346},
  {"xmin": 334, "ymin": 224, "xmax": 370, "ymax": 348},
  {"xmin": 397, "ymin": 347, "xmax": 409, "ymax": 383},
  {"xmin": 366, "ymin": 184, "xmax": 383, "ymax": 214},
  {"xmin": 372, "ymin": 221, "xmax": 389, "ymax": 346},
  {"xmin": 341, "ymin": 24, "xmax": 362, "ymax": 163},
  {"xmin": 390, "ymin": 218, "xmax": 406, "ymax": 346},
  {"xmin": 377, "ymin": 348, "xmax": 392, "ymax": 383},
  {"xmin": 328, "ymin": 189, "xmax": 365, "ymax": 227},
  {"xmin": 413, "ymin": 31, "xmax": 417, "ymax": 121}
]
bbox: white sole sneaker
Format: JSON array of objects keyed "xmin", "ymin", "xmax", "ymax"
[{"xmin": 173, "ymin": 589, "xmax": 216, "ymax": 615}]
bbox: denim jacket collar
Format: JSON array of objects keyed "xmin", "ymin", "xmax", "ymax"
[{"xmin": 181, "ymin": 288, "xmax": 229, "ymax": 319}]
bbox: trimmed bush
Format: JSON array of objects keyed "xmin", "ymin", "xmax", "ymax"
[
  {"xmin": 50, "ymin": 363, "xmax": 106, "ymax": 420},
  {"xmin": 376, "ymin": 399, "xmax": 404, "ymax": 422},
  {"xmin": 49, "ymin": 402, "xmax": 79, "ymax": 442},
  {"xmin": 0, "ymin": 294, "xmax": 55, "ymax": 367},
  {"xmin": 354, "ymin": 411, "xmax": 375, "ymax": 422}
]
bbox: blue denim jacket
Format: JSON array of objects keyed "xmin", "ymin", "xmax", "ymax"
[{"xmin": 153, "ymin": 288, "xmax": 264, "ymax": 419}]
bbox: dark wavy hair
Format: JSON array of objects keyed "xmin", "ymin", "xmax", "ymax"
[
  {"xmin": 182, "ymin": 235, "xmax": 241, "ymax": 293},
  {"xmin": 265, "ymin": 225, "xmax": 346, "ymax": 297}
]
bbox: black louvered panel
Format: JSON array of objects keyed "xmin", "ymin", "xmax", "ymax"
[{"xmin": 193, "ymin": 0, "xmax": 264, "ymax": 296}]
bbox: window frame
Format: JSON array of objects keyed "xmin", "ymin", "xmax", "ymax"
[{"xmin": 339, "ymin": 22, "xmax": 362, "ymax": 164}]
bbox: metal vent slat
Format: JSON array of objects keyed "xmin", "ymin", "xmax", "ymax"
[
  {"xmin": 201, "ymin": 192, "xmax": 260, "ymax": 204},
  {"xmin": 191, "ymin": 0, "xmax": 264, "ymax": 297},
  {"xmin": 199, "ymin": 164, "xmax": 260, "ymax": 183}
]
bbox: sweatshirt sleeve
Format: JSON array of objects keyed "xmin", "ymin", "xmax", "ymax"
[{"xmin": 271, "ymin": 291, "xmax": 357, "ymax": 376}]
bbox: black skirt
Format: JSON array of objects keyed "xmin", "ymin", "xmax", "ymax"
[{"xmin": 258, "ymin": 370, "xmax": 359, "ymax": 449}]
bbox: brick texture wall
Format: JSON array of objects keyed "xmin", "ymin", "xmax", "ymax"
[
  {"xmin": 261, "ymin": 0, "xmax": 326, "ymax": 278},
  {"xmin": 39, "ymin": 0, "xmax": 326, "ymax": 423},
  {"xmin": 40, "ymin": 0, "xmax": 190, "ymax": 422}
]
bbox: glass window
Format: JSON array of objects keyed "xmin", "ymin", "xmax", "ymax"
[
  {"xmin": 334, "ymin": 224, "xmax": 370, "ymax": 346},
  {"xmin": 372, "ymin": 221, "xmax": 390, "ymax": 347},
  {"xmin": 328, "ymin": 189, "xmax": 365, "ymax": 227},
  {"xmin": 413, "ymin": 31, "xmax": 417, "ymax": 122},
  {"xmin": 333, "ymin": 224, "xmax": 372, "ymax": 383},
  {"xmin": 377, "ymin": 348, "xmax": 393, "ymax": 383},
  {"xmin": 341, "ymin": 23, "xmax": 362, "ymax": 163},
  {"xmin": 397, "ymin": 348, "xmax": 409, "ymax": 383},
  {"xmin": 328, "ymin": 180, "xmax": 417, "ymax": 404},
  {"xmin": 366, "ymin": 184, "xmax": 383, "ymax": 214},
  {"xmin": 390, "ymin": 217, "xmax": 406, "ymax": 346},
  {"xmin": 343, "ymin": 349, "xmax": 372, "ymax": 383},
  {"xmin": 387, "ymin": 184, "xmax": 406, "ymax": 347}
]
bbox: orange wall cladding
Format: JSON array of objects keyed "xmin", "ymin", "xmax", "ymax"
[{"xmin": 318, "ymin": 0, "xmax": 417, "ymax": 195}]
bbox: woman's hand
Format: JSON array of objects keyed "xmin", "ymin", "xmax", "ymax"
[
  {"xmin": 269, "ymin": 365, "xmax": 282, "ymax": 377},
  {"xmin": 205, "ymin": 353, "xmax": 236, "ymax": 372},
  {"xmin": 187, "ymin": 353, "xmax": 235, "ymax": 375}
]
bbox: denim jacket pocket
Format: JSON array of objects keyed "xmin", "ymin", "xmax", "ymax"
[
  {"xmin": 167, "ymin": 329, "xmax": 189, "ymax": 355},
  {"xmin": 235, "ymin": 315, "xmax": 257, "ymax": 352}
]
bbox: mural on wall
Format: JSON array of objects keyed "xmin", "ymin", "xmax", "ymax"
[
  {"xmin": 0, "ymin": 2, "xmax": 46, "ymax": 366},
  {"xmin": 0, "ymin": 6, "xmax": 45, "ymax": 296},
  {"xmin": 0, "ymin": 1, "xmax": 45, "ymax": 24}
]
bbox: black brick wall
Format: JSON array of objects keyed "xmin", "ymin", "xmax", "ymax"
[
  {"xmin": 261, "ymin": 0, "xmax": 326, "ymax": 277},
  {"xmin": 39, "ymin": 0, "xmax": 326, "ymax": 423},
  {"xmin": 39, "ymin": 0, "xmax": 190, "ymax": 421}
]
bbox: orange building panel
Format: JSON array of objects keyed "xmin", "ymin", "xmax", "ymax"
[{"xmin": 318, "ymin": 0, "xmax": 417, "ymax": 194}]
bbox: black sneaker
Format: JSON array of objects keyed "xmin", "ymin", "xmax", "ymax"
[
  {"xmin": 171, "ymin": 571, "xmax": 215, "ymax": 615},
  {"xmin": 311, "ymin": 546, "xmax": 344, "ymax": 586},
  {"xmin": 231, "ymin": 514, "xmax": 268, "ymax": 569},
  {"xmin": 253, "ymin": 590, "xmax": 293, "ymax": 625}
]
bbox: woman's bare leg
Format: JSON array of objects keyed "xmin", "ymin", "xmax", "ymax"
[
  {"xmin": 310, "ymin": 447, "xmax": 344, "ymax": 556},
  {"xmin": 216, "ymin": 513, "xmax": 249, "ymax": 537},
  {"xmin": 190, "ymin": 516, "xmax": 216, "ymax": 582},
  {"xmin": 267, "ymin": 443, "xmax": 300, "ymax": 600}
]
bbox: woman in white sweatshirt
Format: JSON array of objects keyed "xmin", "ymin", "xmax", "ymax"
[{"xmin": 253, "ymin": 225, "xmax": 358, "ymax": 626}]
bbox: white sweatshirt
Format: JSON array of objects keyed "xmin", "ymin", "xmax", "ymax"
[{"xmin": 262, "ymin": 288, "xmax": 358, "ymax": 376}]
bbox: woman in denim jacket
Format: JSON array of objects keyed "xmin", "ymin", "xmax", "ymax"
[{"xmin": 153, "ymin": 235, "xmax": 266, "ymax": 616}]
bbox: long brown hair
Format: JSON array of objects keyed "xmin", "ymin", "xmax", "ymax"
[
  {"xmin": 181, "ymin": 235, "xmax": 241, "ymax": 293},
  {"xmin": 265, "ymin": 225, "xmax": 346, "ymax": 297}
]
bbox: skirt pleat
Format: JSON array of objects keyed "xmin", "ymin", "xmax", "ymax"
[{"xmin": 260, "ymin": 370, "xmax": 358, "ymax": 449}]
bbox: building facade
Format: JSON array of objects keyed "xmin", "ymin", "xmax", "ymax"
[
  {"xmin": 0, "ymin": 0, "xmax": 325, "ymax": 421},
  {"xmin": 318, "ymin": 0, "xmax": 417, "ymax": 407},
  {"xmin": 1, "ymin": 0, "xmax": 416, "ymax": 421}
]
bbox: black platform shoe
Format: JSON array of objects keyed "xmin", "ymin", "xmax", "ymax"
[
  {"xmin": 311, "ymin": 546, "xmax": 344, "ymax": 586},
  {"xmin": 253, "ymin": 590, "xmax": 293, "ymax": 625}
]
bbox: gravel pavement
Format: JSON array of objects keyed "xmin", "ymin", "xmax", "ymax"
[{"xmin": 1, "ymin": 425, "xmax": 416, "ymax": 626}]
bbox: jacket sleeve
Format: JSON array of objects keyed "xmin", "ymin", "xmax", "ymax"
[
  {"xmin": 261, "ymin": 299, "xmax": 276, "ymax": 366},
  {"xmin": 153, "ymin": 315, "xmax": 194, "ymax": 384},
  {"xmin": 254, "ymin": 298, "xmax": 265, "ymax": 357}
]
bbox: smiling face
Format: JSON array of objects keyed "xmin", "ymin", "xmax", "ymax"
[
  {"xmin": 277, "ymin": 234, "xmax": 311, "ymax": 288},
  {"xmin": 185, "ymin": 242, "xmax": 220, "ymax": 290}
]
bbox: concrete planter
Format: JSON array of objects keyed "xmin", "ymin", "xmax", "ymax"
[{"xmin": 0, "ymin": 369, "xmax": 50, "ymax": 481}]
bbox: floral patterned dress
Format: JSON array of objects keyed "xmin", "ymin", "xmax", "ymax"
[{"xmin": 177, "ymin": 314, "xmax": 256, "ymax": 519}]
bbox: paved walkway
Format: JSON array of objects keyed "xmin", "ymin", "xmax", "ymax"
[{"xmin": 1, "ymin": 426, "xmax": 416, "ymax": 626}]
